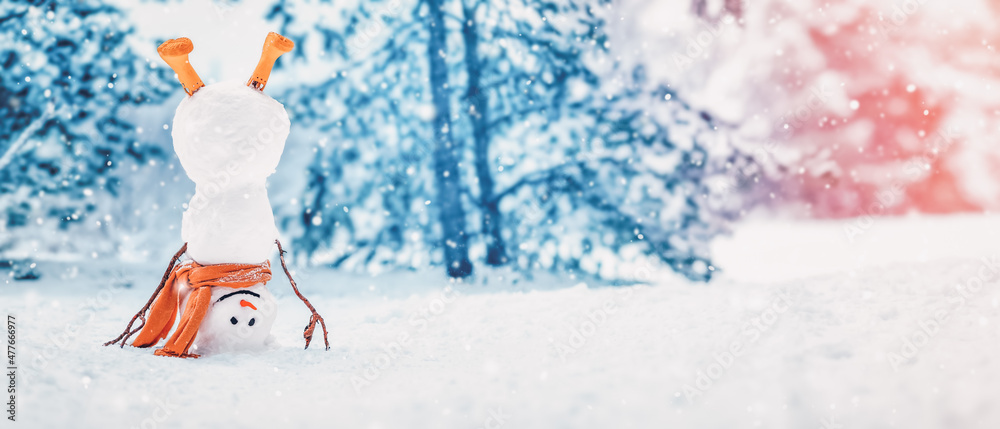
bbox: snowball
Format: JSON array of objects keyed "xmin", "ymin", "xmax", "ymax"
[
  {"xmin": 181, "ymin": 182, "xmax": 279, "ymax": 264},
  {"xmin": 172, "ymin": 80, "xmax": 290, "ymax": 185}
]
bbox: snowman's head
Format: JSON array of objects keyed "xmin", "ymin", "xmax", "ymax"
[
  {"xmin": 158, "ymin": 34, "xmax": 293, "ymax": 186},
  {"xmin": 193, "ymin": 286, "xmax": 277, "ymax": 355}
]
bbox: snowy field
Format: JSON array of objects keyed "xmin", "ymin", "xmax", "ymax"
[{"xmin": 3, "ymin": 214, "xmax": 1000, "ymax": 428}]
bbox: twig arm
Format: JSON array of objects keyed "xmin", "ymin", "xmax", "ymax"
[
  {"xmin": 104, "ymin": 243, "xmax": 188, "ymax": 348},
  {"xmin": 276, "ymin": 240, "xmax": 330, "ymax": 351}
]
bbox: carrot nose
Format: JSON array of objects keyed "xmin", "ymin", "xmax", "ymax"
[
  {"xmin": 157, "ymin": 37, "xmax": 205, "ymax": 96},
  {"xmin": 240, "ymin": 299, "xmax": 257, "ymax": 310},
  {"xmin": 247, "ymin": 32, "xmax": 294, "ymax": 92}
]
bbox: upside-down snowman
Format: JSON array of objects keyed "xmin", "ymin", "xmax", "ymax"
[{"xmin": 105, "ymin": 33, "xmax": 329, "ymax": 358}]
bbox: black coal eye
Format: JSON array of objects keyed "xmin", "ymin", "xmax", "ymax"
[
  {"xmin": 230, "ymin": 317, "xmax": 238, "ymax": 325},
  {"xmin": 248, "ymin": 318, "xmax": 256, "ymax": 326}
]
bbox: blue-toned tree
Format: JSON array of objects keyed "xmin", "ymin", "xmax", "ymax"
[
  {"xmin": 453, "ymin": 0, "xmax": 767, "ymax": 280},
  {"xmin": 270, "ymin": 0, "xmax": 472, "ymax": 276},
  {"xmin": 0, "ymin": 0, "xmax": 172, "ymax": 268},
  {"xmin": 271, "ymin": 0, "xmax": 769, "ymax": 280}
]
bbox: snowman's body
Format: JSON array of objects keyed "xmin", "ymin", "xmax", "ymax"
[
  {"xmin": 171, "ymin": 80, "xmax": 290, "ymax": 354},
  {"xmin": 106, "ymin": 33, "xmax": 326, "ymax": 356},
  {"xmin": 173, "ymin": 80, "xmax": 289, "ymax": 265}
]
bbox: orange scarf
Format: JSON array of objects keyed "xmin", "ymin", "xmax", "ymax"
[{"xmin": 132, "ymin": 259, "xmax": 272, "ymax": 358}]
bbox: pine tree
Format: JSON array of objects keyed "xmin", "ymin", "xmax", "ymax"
[
  {"xmin": 427, "ymin": 0, "xmax": 474, "ymax": 277},
  {"xmin": 452, "ymin": 0, "xmax": 764, "ymax": 280},
  {"xmin": 270, "ymin": 0, "xmax": 466, "ymax": 275},
  {"xmin": 269, "ymin": 0, "xmax": 768, "ymax": 281},
  {"xmin": 0, "ymin": 0, "xmax": 172, "ymax": 263}
]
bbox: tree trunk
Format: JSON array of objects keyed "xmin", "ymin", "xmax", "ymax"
[
  {"xmin": 426, "ymin": 0, "xmax": 473, "ymax": 277},
  {"xmin": 461, "ymin": 4, "xmax": 507, "ymax": 266}
]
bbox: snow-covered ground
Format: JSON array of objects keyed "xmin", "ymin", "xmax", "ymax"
[{"xmin": 3, "ymin": 213, "xmax": 1000, "ymax": 428}]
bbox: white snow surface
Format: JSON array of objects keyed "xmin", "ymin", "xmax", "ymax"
[
  {"xmin": 173, "ymin": 80, "xmax": 289, "ymax": 264},
  {"xmin": 3, "ymin": 214, "xmax": 1000, "ymax": 428}
]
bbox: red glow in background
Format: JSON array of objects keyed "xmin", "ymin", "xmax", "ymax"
[
  {"xmin": 639, "ymin": 0, "xmax": 1000, "ymax": 218},
  {"xmin": 771, "ymin": 0, "xmax": 999, "ymax": 218}
]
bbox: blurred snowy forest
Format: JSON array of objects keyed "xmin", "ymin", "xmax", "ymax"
[{"xmin": 3, "ymin": 0, "xmax": 999, "ymax": 281}]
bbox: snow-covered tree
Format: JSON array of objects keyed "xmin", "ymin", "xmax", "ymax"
[
  {"xmin": 270, "ymin": 0, "xmax": 768, "ymax": 280},
  {"xmin": 267, "ymin": 0, "xmax": 471, "ymax": 276},
  {"xmin": 453, "ymin": 0, "xmax": 766, "ymax": 280},
  {"xmin": 456, "ymin": 0, "xmax": 606, "ymax": 268},
  {"xmin": 0, "ymin": 0, "xmax": 172, "ymax": 264}
]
